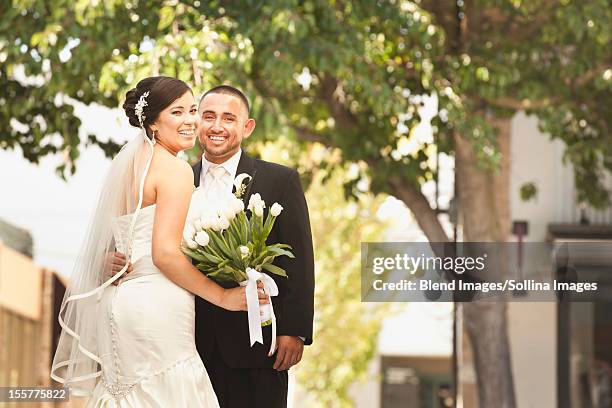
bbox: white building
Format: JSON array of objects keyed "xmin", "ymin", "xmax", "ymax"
[{"xmin": 505, "ymin": 112, "xmax": 612, "ymax": 408}]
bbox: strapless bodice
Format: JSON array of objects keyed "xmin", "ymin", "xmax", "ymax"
[
  {"xmin": 112, "ymin": 204, "xmax": 156, "ymax": 264},
  {"xmin": 112, "ymin": 188, "xmax": 204, "ymax": 264}
]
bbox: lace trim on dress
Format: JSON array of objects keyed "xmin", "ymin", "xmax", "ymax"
[{"xmin": 100, "ymin": 353, "xmax": 202, "ymax": 401}]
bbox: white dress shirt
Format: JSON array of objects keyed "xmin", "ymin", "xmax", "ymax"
[{"xmin": 199, "ymin": 149, "xmax": 242, "ymax": 194}]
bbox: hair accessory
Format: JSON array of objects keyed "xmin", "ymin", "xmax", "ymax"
[{"xmin": 135, "ymin": 91, "xmax": 150, "ymax": 128}]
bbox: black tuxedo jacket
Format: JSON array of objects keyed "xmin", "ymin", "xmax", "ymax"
[{"xmin": 192, "ymin": 151, "xmax": 314, "ymax": 369}]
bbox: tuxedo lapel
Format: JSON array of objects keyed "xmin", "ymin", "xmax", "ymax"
[{"xmin": 235, "ymin": 150, "xmax": 257, "ymax": 206}]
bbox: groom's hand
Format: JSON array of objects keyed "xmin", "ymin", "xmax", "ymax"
[
  {"xmin": 104, "ymin": 252, "xmax": 133, "ymax": 285},
  {"xmin": 272, "ymin": 336, "xmax": 304, "ymax": 371}
]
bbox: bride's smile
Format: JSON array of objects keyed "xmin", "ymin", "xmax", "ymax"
[{"xmin": 179, "ymin": 129, "xmax": 196, "ymax": 137}]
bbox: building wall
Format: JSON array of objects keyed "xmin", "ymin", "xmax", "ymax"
[
  {"xmin": 0, "ymin": 242, "xmax": 81, "ymax": 407},
  {"xmin": 346, "ymin": 304, "xmax": 453, "ymax": 408},
  {"xmin": 507, "ymin": 302, "xmax": 557, "ymax": 408},
  {"xmin": 0, "ymin": 243, "xmax": 44, "ymax": 392},
  {"xmin": 348, "ymin": 355, "xmax": 381, "ymax": 408},
  {"xmin": 0, "ymin": 243, "xmax": 43, "ymax": 320},
  {"xmin": 506, "ymin": 113, "xmax": 560, "ymax": 407},
  {"xmin": 510, "ymin": 112, "xmax": 612, "ymax": 240},
  {"xmin": 0, "ymin": 307, "xmax": 41, "ymax": 387},
  {"xmin": 510, "ymin": 112, "xmax": 568, "ymax": 241}
]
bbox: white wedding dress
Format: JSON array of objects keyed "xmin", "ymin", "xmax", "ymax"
[{"xmin": 86, "ymin": 203, "xmax": 219, "ymax": 407}]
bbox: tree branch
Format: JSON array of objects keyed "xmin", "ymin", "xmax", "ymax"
[
  {"xmin": 318, "ymin": 75, "xmax": 358, "ymax": 131},
  {"xmin": 482, "ymin": 63, "xmax": 609, "ymax": 111},
  {"xmin": 573, "ymin": 63, "xmax": 611, "ymax": 88},
  {"xmin": 289, "ymin": 123, "xmax": 450, "ymax": 243},
  {"xmin": 293, "ymin": 126, "xmax": 329, "ymax": 145},
  {"xmin": 484, "ymin": 96, "xmax": 559, "ymax": 111},
  {"xmin": 388, "ymin": 176, "xmax": 451, "ymax": 243}
]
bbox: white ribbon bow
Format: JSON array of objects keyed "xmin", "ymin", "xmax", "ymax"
[{"xmin": 245, "ymin": 267, "xmax": 279, "ymax": 355}]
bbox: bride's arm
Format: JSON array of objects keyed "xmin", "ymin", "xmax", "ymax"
[{"xmin": 151, "ymin": 158, "xmax": 246, "ymax": 311}]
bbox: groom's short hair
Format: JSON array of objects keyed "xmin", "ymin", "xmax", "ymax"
[{"xmin": 200, "ymin": 85, "xmax": 250, "ymax": 116}]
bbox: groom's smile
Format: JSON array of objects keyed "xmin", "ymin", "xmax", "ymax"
[{"xmin": 207, "ymin": 132, "xmax": 228, "ymax": 144}]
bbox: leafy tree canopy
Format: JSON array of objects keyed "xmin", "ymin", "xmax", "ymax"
[{"xmin": 1, "ymin": 0, "xmax": 610, "ymax": 204}]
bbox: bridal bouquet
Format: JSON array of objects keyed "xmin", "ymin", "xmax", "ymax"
[{"xmin": 181, "ymin": 174, "xmax": 293, "ymax": 351}]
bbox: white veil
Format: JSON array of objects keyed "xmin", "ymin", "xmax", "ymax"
[{"xmin": 51, "ymin": 130, "xmax": 154, "ymax": 395}]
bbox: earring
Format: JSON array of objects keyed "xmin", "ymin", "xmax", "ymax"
[{"xmin": 152, "ymin": 129, "xmax": 158, "ymax": 145}]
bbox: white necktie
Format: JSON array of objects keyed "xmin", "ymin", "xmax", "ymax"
[{"xmin": 206, "ymin": 165, "xmax": 229, "ymax": 198}]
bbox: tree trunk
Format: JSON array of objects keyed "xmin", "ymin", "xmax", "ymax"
[{"xmin": 454, "ymin": 115, "xmax": 516, "ymax": 408}]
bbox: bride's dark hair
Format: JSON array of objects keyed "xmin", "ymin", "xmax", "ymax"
[{"xmin": 123, "ymin": 76, "xmax": 192, "ymax": 138}]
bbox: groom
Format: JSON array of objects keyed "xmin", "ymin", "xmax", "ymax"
[{"xmin": 193, "ymin": 85, "xmax": 315, "ymax": 408}]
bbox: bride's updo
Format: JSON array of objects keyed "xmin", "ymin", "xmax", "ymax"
[{"xmin": 123, "ymin": 76, "xmax": 192, "ymax": 137}]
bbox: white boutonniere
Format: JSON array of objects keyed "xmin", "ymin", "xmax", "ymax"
[{"xmin": 234, "ymin": 173, "xmax": 252, "ymax": 199}]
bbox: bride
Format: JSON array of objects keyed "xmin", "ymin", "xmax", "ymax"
[{"xmin": 51, "ymin": 76, "xmax": 266, "ymax": 407}]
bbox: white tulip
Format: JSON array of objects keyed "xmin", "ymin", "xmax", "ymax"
[
  {"xmin": 248, "ymin": 193, "xmax": 265, "ymax": 212},
  {"xmin": 194, "ymin": 231, "xmax": 210, "ymax": 247},
  {"xmin": 199, "ymin": 206, "xmax": 214, "ymax": 218},
  {"xmin": 225, "ymin": 190, "xmax": 238, "ymax": 202},
  {"xmin": 232, "ymin": 198, "xmax": 245, "ymax": 214},
  {"xmin": 247, "ymin": 194, "xmax": 256, "ymax": 211},
  {"xmin": 184, "ymin": 237, "xmax": 198, "ymax": 249},
  {"xmin": 239, "ymin": 245, "xmax": 250, "ymax": 258},
  {"xmin": 193, "ymin": 218, "xmax": 203, "ymax": 231},
  {"xmin": 254, "ymin": 203, "xmax": 264, "ymax": 217},
  {"xmin": 183, "ymin": 224, "xmax": 196, "ymax": 241},
  {"xmin": 210, "ymin": 216, "xmax": 222, "ymax": 232},
  {"xmin": 270, "ymin": 203, "xmax": 283, "ymax": 217},
  {"xmin": 220, "ymin": 204, "xmax": 236, "ymax": 221},
  {"xmin": 205, "ymin": 214, "xmax": 219, "ymax": 230},
  {"xmin": 218, "ymin": 215, "xmax": 230, "ymax": 230}
]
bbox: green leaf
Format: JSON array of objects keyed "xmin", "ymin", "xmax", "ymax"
[
  {"xmin": 261, "ymin": 263, "xmax": 288, "ymax": 278},
  {"xmin": 183, "ymin": 247, "xmax": 207, "ymax": 262},
  {"xmin": 208, "ymin": 230, "xmax": 233, "ymax": 258},
  {"xmin": 207, "ymin": 269, "xmax": 238, "ymax": 283},
  {"xmin": 267, "ymin": 246, "xmax": 295, "ymax": 258},
  {"xmin": 223, "ymin": 265, "xmax": 248, "ymax": 282},
  {"xmin": 257, "ymin": 255, "xmax": 276, "ymax": 268},
  {"xmin": 195, "ymin": 262, "xmax": 215, "ymax": 271},
  {"xmin": 262, "ymin": 213, "xmax": 277, "ymax": 239},
  {"xmin": 158, "ymin": 6, "xmax": 175, "ymax": 30}
]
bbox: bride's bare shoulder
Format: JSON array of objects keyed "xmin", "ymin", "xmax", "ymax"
[{"xmin": 152, "ymin": 151, "xmax": 193, "ymax": 184}]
